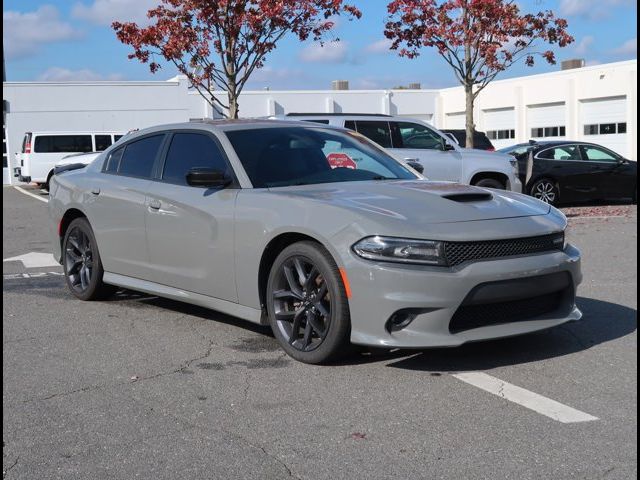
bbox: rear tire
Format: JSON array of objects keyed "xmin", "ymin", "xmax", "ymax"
[
  {"xmin": 266, "ymin": 241, "xmax": 351, "ymax": 364},
  {"xmin": 62, "ymin": 217, "xmax": 116, "ymax": 301},
  {"xmin": 474, "ymin": 178, "xmax": 505, "ymax": 190},
  {"xmin": 530, "ymin": 178, "xmax": 559, "ymax": 206}
]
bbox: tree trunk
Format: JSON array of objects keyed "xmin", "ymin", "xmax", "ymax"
[
  {"xmin": 462, "ymin": 2, "xmax": 474, "ymax": 149},
  {"xmin": 227, "ymin": 75, "xmax": 239, "ymax": 119},
  {"xmin": 228, "ymin": 92, "xmax": 239, "ymax": 119},
  {"xmin": 465, "ymin": 83, "xmax": 475, "ymax": 149}
]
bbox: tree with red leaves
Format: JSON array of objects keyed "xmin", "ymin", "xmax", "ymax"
[
  {"xmin": 114, "ymin": 0, "xmax": 361, "ymax": 118},
  {"xmin": 384, "ymin": 0, "xmax": 573, "ymax": 147}
]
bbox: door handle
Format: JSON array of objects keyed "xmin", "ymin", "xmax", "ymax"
[
  {"xmin": 91, "ymin": 188, "xmax": 100, "ymax": 195},
  {"xmin": 149, "ymin": 199, "xmax": 161, "ymax": 210}
]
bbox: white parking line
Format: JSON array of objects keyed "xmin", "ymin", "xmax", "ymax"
[
  {"xmin": 453, "ymin": 372, "xmax": 599, "ymax": 424},
  {"xmin": 3, "ymin": 272, "xmax": 64, "ymax": 280},
  {"xmin": 14, "ymin": 186, "xmax": 48, "ymax": 204}
]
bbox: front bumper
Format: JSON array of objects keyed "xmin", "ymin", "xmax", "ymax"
[{"xmin": 343, "ymin": 244, "xmax": 582, "ymax": 348}]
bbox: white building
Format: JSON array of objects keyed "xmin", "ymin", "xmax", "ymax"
[{"xmin": 3, "ymin": 59, "xmax": 636, "ymax": 185}]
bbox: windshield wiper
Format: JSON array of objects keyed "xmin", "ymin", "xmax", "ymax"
[{"xmin": 372, "ymin": 176, "xmax": 393, "ymax": 181}]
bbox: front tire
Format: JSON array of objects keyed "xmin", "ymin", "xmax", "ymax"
[
  {"xmin": 266, "ymin": 241, "xmax": 351, "ymax": 364},
  {"xmin": 530, "ymin": 178, "xmax": 560, "ymax": 206},
  {"xmin": 63, "ymin": 217, "xmax": 115, "ymax": 300}
]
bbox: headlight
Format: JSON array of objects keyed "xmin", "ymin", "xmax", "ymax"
[{"xmin": 352, "ymin": 236, "xmax": 447, "ymax": 266}]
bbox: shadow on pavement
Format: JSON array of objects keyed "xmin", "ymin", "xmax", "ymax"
[
  {"xmin": 114, "ymin": 292, "xmax": 275, "ymax": 337},
  {"xmin": 105, "ymin": 292, "xmax": 636, "ymax": 369}
]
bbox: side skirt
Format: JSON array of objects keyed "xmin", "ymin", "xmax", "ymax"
[{"xmin": 102, "ymin": 272, "xmax": 264, "ymax": 324}]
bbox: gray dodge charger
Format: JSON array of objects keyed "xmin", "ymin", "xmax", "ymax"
[{"xmin": 48, "ymin": 120, "xmax": 582, "ymax": 364}]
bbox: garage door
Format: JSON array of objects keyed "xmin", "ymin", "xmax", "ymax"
[
  {"xmin": 580, "ymin": 96, "xmax": 627, "ymax": 157},
  {"xmin": 445, "ymin": 112, "xmax": 465, "ymax": 129},
  {"xmin": 483, "ymin": 107, "xmax": 515, "ymax": 149},
  {"xmin": 527, "ymin": 102, "xmax": 566, "ymax": 141}
]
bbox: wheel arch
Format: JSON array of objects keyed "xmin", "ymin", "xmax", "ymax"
[
  {"xmin": 469, "ymin": 171, "xmax": 509, "ymax": 188},
  {"xmin": 59, "ymin": 208, "xmax": 88, "ymax": 245},
  {"xmin": 257, "ymin": 232, "xmax": 333, "ymax": 314}
]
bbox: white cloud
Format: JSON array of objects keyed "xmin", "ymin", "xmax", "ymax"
[
  {"xmin": 612, "ymin": 37, "xmax": 637, "ymax": 56},
  {"xmin": 365, "ymin": 39, "xmax": 393, "ymax": 54},
  {"xmin": 299, "ymin": 41, "xmax": 350, "ymax": 64},
  {"xmin": 72, "ymin": 0, "xmax": 158, "ymax": 26},
  {"xmin": 574, "ymin": 36, "xmax": 594, "ymax": 55},
  {"xmin": 559, "ymin": 0, "xmax": 636, "ymax": 19},
  {"xmin": 3, "ymin": 5, "xmax": 82, "ymax": 60},
  {"xmin": 38, "ymin": 67, "xmax": 125, "ymax": 82}
]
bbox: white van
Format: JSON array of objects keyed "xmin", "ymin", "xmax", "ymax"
[
  {"xmin": 14, "ymin": 131, "xmax": 125, "ymax": 190},
  {"xmin": 272, "ymin": 114, "xmax": 522, "ymax": 192}
]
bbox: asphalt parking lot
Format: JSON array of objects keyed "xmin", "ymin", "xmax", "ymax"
[{"xmin": 3, "ymin": 185, "xmax": 637, "ymax": 480}]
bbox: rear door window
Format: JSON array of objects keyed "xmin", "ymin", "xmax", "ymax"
[
  {"xmin": 537, "ymin": 146, "xmax": 581, "ymax": 161},
  {"xmin": 118, "ymin": 135, "xmax": 164, "ymax": 178},
  {"xmin": 94, "ymin": 135, "xmax": 113, "ymax": 151},
  {"xmin": 391, "ymin": 122, "xmax": 443, "ymax": 150},
  {"xmin": 34, "ymin": 135, "xmax": 92, "ymax": 153},
  {"xmin": 352, "ymin": 121, "xmax": 392, "ymax": 148},
  {"xmin": 162, "ymin": 133, "xmax": 229, "ymax": 185}
]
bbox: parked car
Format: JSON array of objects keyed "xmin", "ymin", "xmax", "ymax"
[
  {"xmin": 272, "ymin": 114, "xmax": 521, "ymax": 192},
  {"xmin": 49, "ymin": 120, "xmax": 582, "ymax": 364},
  {"xmin": 14, "ymin": 131, "xmax": 125, "ymax": 190},
  {"xmin": 440, "ymin": 129, "xmax": 495, "ymax": 151},
  {"xmin": 499, "ymin": 141, "xmax": 637, "ymax": 205}
]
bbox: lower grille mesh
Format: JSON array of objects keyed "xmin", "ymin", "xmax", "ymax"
[{"xmin": 449, "ymin": 290, "xmax": 566, "ymax": 334}]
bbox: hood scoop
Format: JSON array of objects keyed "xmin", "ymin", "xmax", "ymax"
[{"xmin": 441, "ymin": 192, "xmax": 494, "ymax": 203}]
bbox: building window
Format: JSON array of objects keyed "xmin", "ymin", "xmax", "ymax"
[
  {"xmin": 531, "ymin": 126, "xmax": 566, "ymax": 138},
  {"xmin": 486, "ymin": 129, "xmax": 515, "ymax": 140},
  {"xmin": 600, "ymin": 123, "xmax": 616, "ymax": 135},
  {"xmin": 584, "ymin": 124, "xmax": 598, "ymax": 135},
  {"xmin": 583, "ymin": 122, "xmax": 627, "ymax": 135}
]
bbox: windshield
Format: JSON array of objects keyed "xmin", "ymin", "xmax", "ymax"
[{"xmin": 226, "ymin": 127, "xmax": 417, "ymax": 188}]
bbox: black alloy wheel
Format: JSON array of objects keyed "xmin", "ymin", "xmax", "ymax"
[
  {"xmin": 63, "ymin": 217, "xmax": 115, "ymax": 300},
  {"xmin": 266, "ymin": 241, "xmax": 350, "ymax": 364},
  {"xmin": 65, "ymin": 226, "xmax": 94, "ymax": 293}
]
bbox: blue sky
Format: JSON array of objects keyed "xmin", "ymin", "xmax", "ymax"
[{"xmin": 3, "ymin": 0, "xmax": 637, "ymax": 89}]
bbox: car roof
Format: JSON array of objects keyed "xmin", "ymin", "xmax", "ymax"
[
  {"xmin": 269, "ymin": 113, "xmax": 432, "ymax": 123},
  {"xmin": 121, "ymin": 119, "xmax": 348, "ymax": 138},
  {"xmin": 27, "ymin": 131, "xmax": 124, "ymax": 135}
]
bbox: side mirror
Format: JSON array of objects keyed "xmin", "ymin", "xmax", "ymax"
[
  {"xmin": 440, "ymin": 138, "xmax": 456, "ymax": 151},
  {"xmin": 405, "ymin": 159, "xmax": 424, "ymax": 174},
  {"xmin": 186, "ymin": 168, "xmax": 231, "ymax": 188}
]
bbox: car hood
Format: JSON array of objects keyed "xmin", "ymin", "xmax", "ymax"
[
  {"xmin": 459, "ymin": 148, "xmax": 512, "ymax": 162},
  {"xmin": 268, "ymin": 180, "xmax": 550, "ymax": 225}
]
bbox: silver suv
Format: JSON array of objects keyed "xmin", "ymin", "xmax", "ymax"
[{"xmin": 273, "ymin": 114, "xmax": 522, "ymax": 192}]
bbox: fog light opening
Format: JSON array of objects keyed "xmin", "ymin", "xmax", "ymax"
[{"xmin": 386, "ymin": 310, "xmax": 419, "ymax": 333}]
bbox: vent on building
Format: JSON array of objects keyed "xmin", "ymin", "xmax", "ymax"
[
  {"xmin": 561, "ymin": 59, "xmax": 585, "ymax": 71},
  {"xmin": 332, "ymin": 80, "xmax": 349, "ymax": 91}
]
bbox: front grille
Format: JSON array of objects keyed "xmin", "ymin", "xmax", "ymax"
[
  {"xmin": 449, "ymin": 290, "xmax": 566, "ymax": 334},
  {"xmin": 444, "ymin": 232, "xmax": 564, "ymax": 267}
]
